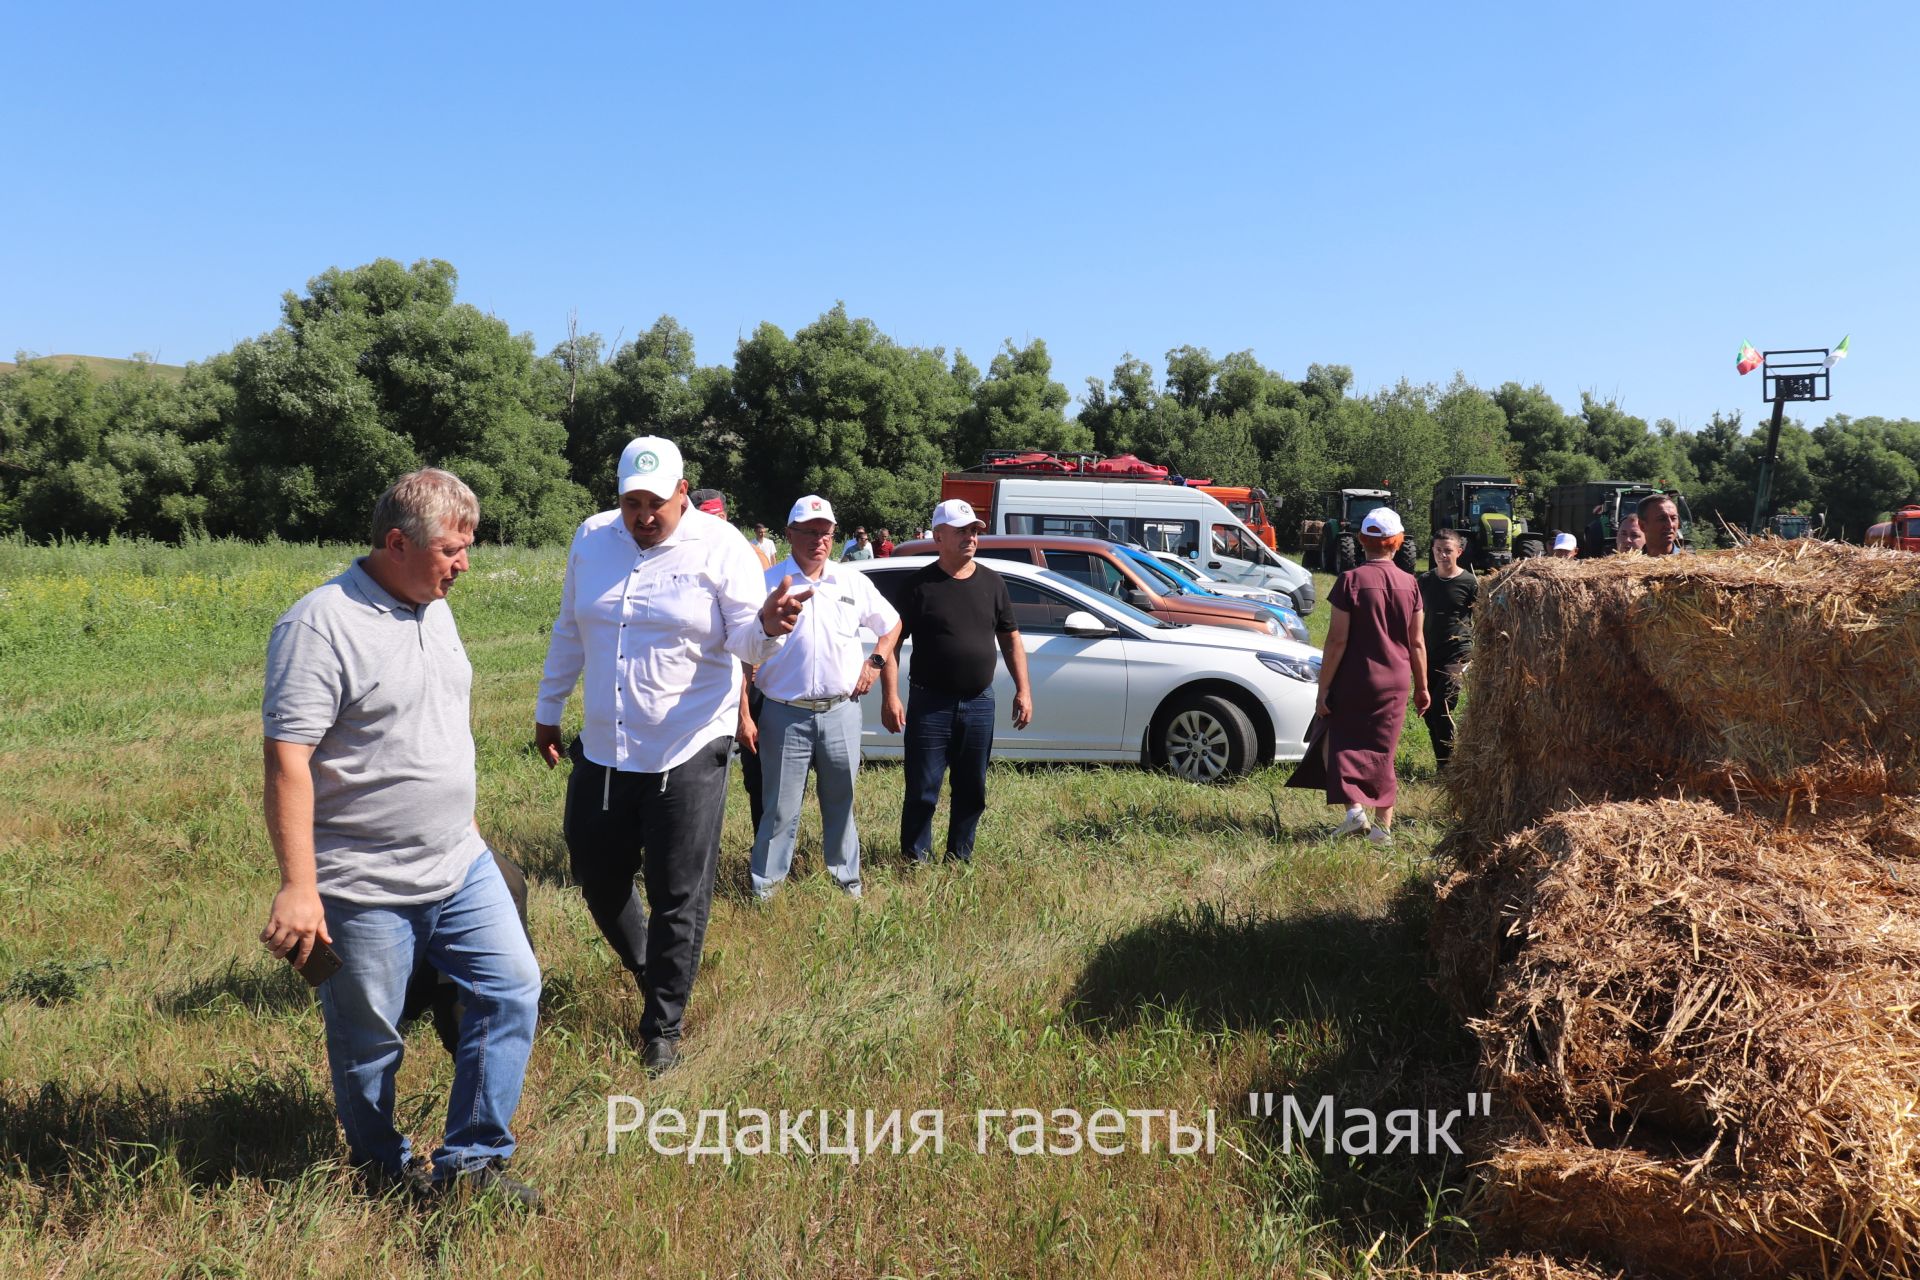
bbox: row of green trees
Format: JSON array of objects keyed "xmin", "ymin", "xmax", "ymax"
[{"xmin": 5, "ymin": 257, "xmax": 1915, "ymax": 548}]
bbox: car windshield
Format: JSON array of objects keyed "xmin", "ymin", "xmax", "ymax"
[
  {"xmin": 1032, "ymin": 567, "xmax": 1175, "ymax": 630},
  {"xmin": 1155, "ymin": 554, "xmax": 1204, "ymax": 582},
  {"xmin": 1121, "ymin": 550, "xmax": 1191, "ymax": 596}
]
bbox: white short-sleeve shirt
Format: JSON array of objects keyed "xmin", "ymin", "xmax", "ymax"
[{"xmin": 751, "ymin": 556, "xmax": 899, "ymax": 703}]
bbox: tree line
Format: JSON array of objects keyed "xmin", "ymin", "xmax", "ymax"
[{"xmin": 4, "ymin": 257, "xmax": 1916, "ymax": 549}]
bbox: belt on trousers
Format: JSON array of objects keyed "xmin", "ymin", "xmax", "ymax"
[{"xmin": 762, "ymin": 692, "xmax": 849, "ymax": 714}]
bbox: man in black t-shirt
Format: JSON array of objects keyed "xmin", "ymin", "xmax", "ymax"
[
  {"xmin": 1416, "ymin": 529, "xmax": 1477, "ymax": 769},
  {"xmin": 880, "ymin": 499, "xmax": 1033, "ymax": 862}
]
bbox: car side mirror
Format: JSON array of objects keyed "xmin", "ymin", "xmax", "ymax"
[
  {"xmin": 1125, "ymin": 588, "xmax": 1151, "ymax": 609},
  {"xmin": 1063, "ymin": 611, "xmax": 1115, "ymax": 638}
]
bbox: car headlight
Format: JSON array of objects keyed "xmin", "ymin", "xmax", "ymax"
[
  {"xmin": 1258, "ymin": 651, "xmax": 1321, "ymax": 682},
  {"xmin": 1262, "ymin": 616, "xmax": 1280, "ymax": 636}
]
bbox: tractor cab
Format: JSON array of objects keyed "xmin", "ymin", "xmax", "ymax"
[{"xmin": 1429, "ymin": 475, "xmax": 1528, "ymax": 570}]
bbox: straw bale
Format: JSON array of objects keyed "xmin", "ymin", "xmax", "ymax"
[
  {"xmin": 1454, "ymin": 797, "xmax": 1920, "ymax": 1278},
  {"xmin": 1428, "ymin": 1254, "xmax": 1631, "ymax": 1280},
  {"xmin": 1442, "ymin": 541, "xmax": 1920, "ymax": 860}
]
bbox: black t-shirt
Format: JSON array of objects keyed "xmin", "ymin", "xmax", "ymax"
[
  {"xmin": 897, "ymin": 562, "xmax": 1017, "ymax": 698},
  {"xmin": 1418, "ymin": 568, "xmax": 1477, "ymax": 666}
]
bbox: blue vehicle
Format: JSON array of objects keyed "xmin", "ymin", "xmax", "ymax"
[{"xmin": 1115, "ymin": 544, "xmax": 1310, "ymax": 645}]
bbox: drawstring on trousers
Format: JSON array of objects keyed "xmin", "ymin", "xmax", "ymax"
[{"xmin": 602, "ymin": 764, "xmax": 611, "ymax": 812}]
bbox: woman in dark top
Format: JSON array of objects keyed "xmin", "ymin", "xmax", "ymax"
[
  {"xmin": 1416, "ymin": 529, "xmax": 1477, "ymax": 770},
  {"xmin": 1314, "ymin": 508, "xmax": 1428, "ymax": 844}
]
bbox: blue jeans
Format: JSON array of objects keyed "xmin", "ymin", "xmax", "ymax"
[
  {"xmin": 318, "ymin": 850, "xmax": 541, "ymax": 1180},
  {"xmin": 750, "ymin": 698, "xmax": 863, "ymax": 897},
  {"xmin": 900, "ymin": 686, "xmax": 995, "ymax": 863}
]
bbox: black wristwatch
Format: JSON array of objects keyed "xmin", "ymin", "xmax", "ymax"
[{"xmin": 867, "ymin": 652, "xmax": 887, "ymax": 670}]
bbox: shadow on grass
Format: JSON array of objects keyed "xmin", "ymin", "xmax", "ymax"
[
  {"xmin": 1066, "ymin": 884, "xmax": 1481, "ymax": 1268},
  {"xmin": 1, "ymin": 1064, "xmax": 337, "ymax": 1195},
  {"xmin": 156, "ymin": 956, "xmax": 313, "ymax": 1018}
]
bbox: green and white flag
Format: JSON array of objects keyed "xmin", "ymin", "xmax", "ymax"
[{"xmin": 1826, "ymin": 335, "xmax": 1850, "ymax": 368}]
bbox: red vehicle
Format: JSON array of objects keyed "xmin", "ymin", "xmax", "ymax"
[{"xmin": 1865, "ymin": 504, "xmax": 1920, "ymax": 552}]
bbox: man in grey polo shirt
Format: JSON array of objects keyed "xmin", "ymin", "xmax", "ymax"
[{"xmin": 260, "ymin": 468, "xmax": 541, "ymax": 1207}]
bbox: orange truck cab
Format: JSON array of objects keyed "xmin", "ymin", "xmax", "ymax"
[
  {"xmin": 1200, "ymin": 486, "xmax": 1276, "ymax": 549},
  {"xmin": 1865, "ymin": 504, "xmax": 1920, "ymax": 552}
]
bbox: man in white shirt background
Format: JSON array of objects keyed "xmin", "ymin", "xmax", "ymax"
[
  {"xmin": 752, "ymin": 522, "xmax": 777, "ymax": 565},
  {"xmin": 747, "ymin": 495, "xmax": 902, "ymax": 900},
  {"xmin": 533, "ymin": 435, "xmax": 808, "ymax": 1076}
]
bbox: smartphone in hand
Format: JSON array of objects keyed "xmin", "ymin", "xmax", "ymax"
[{"xmin": 288, "ymin": 940, "xmax": 344, "ymax": 987}]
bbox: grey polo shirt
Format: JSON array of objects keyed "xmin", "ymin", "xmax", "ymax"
[{"xmin": 263, "ymin": 559, "xmax": 487, "ymax": 905}]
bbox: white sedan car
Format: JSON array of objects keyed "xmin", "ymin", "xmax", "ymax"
[{"xmin": 847, "ymin": 556, "xmax": 1320, "ymax": 783}]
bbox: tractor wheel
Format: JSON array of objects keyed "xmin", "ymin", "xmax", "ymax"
[
  {"xmin": 1335, "ymin": 534, "xmax": 1360, "ymax": 575},
  {"xmin": 1513, "ymin": 534, "xmax": 1547, "ymax": 560},
  {"xmin": 1393, "ymin": 539, "xmax": 1418, "ymax": 576}
]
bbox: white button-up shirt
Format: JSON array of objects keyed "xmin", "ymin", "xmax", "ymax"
[
  {"xmin": 537, "ymin": 506, "xmax": 783, "ymax": 773},
  {"xmin": 751, "ymin": 556, "xmax": 900, "ymax": 704}
]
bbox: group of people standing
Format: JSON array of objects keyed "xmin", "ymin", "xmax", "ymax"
[
  {"xmin": 1298, "ymin": 490, "xmax": 1686, "ymax": 840},
  {"xmin": 259, "ymin": 436, "xmax": 1032, "ymax": 1208}
]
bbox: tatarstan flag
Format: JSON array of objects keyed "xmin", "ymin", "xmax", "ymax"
[
  {"xmin": 1826, "ymin": 335, "xmax": 1850, "ymax": 368},
  {"xmin": 1737, "ymin": 341, "xmax": 1763, "ymax": 375}
]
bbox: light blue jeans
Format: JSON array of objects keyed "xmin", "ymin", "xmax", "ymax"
[
  {"xmin": 749, "ymin": 698, "xmax": 863, "ymax": 897},
  {"xmin": 317, "ymin": 850, "xmax": 541, "ymax": 1180}
]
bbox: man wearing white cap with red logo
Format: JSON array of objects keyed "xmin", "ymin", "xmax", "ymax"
[
  {"xmin": 879, "ymin": 499, "xmax": 1033, "ymax": 864},
  {"xmin": 745, "ymin": 495, "xmax": 903, "ymax": 899},
  {"xmin": 533, "ymin": 435, "xmax": 809, "ymax": 1075}
]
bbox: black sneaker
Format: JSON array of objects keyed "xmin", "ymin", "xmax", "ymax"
[
  {"xmin": 448, "ymin": 1156, "xmax": 543, "ymax": 1211},
  {"xmin": 642, "ymin": 1036, "xmax": 682, "ymax": 1077}
]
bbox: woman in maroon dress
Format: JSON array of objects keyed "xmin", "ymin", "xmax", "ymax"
[{"xmin": 1315, "ymin": 508, "xmax": 1428, "ymax": 844}]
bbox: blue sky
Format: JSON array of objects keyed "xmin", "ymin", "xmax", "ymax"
[{"xmin": 4, "ymin": 1, "xmax": 1914, "ymax": 432}]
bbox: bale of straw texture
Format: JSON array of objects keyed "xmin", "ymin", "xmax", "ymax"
[
  {"xmin": 1455, "ymin": 796, "xmax": 1920, "ymax": 1278},
  {"xmin": 1441, "ymin": 540, "xmax": 1920, "ymax": 861},
  {"xmin": 1429, "ymin": 1255, "xmax": 1631, "ymax": 1280}
]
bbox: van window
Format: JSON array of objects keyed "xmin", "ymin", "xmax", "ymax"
[
  {"xmin": 1211, "ymin": 523, "xmax": 1263, "ymax": 561},
  {"xmin": 1042, "ymin": 550, "xmax": 1130, "ymax": 600},
  {"xmin": 1004, "ymin": 512, "xmax": 1197, "ymax": 553}
]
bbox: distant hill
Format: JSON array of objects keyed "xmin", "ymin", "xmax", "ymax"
[{"xmin": 0, "ymin": 354, "xmax": 187, "ymax": 383}]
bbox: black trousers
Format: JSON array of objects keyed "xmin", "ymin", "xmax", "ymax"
[
  {"xmin": 1423, "ymin": 661, "xmax": 1466, "ymax": 769},
  {"xmin": 563, "ymin": 734, "xmax": 731, "ymax": 1043},
  {"xmin": 739, "ymin": 686, "xmax": 766, "ymax": 836}
]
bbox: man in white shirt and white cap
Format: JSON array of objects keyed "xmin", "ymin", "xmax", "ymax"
[
  {"xmin": 1551, "ymin": 531, "xmax": 1579, "ymax": 559},
  {"xmin": 533, "ymin": 435, "xmax": 809, "ymax": 1075},
  {"xmin": 747, "ymin": 495, "xmax": 903, "ymax": 900}
]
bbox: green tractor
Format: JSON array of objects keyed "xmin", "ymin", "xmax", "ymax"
[
  {"xmin": 1767, "ymin": 512, "xmax": 1811, "ymax": 539},
  {"xmin": 1300, "ymin": 488, "xmax": 1418, "ymax": 576},
  {"xmin": 1428, "ymin": 475, "xmax": 1532, "ymax": 571}
]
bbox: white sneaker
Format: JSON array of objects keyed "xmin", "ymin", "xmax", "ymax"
[
  {"xmin": 1365, "ymin": 826, "xmax": 1395, "ymax": 847},
  {"xmin": 1331, "ymin": 811, "xmax": 1371, "ymax": 838}
]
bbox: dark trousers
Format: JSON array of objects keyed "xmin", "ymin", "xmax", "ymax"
[
  {"xmin": 563, "ymin": 735, "xmax": 731, "ymax": 1043},
  {"xmin": 900, "ymin": 686, "xmax": 995, "ymax": 862},
  {"xmin": 739, "ymin": 686, "xmax": 766, "ymax": 835},
  {"xmin": 1423, "ymin": 661, "xmax": 1466, "ymax": 769}
]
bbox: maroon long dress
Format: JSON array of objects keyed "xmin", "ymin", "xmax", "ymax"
[{"xmin": 1323, "ymin": 558, "xmax": 1420, "ymax": 807}]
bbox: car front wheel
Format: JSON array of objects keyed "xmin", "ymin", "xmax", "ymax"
[{"xmin": 1153, "ymin": 693, "xmax": 1256, "ymax": 784}]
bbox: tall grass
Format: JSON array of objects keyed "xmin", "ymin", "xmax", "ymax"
[{"xmin": 0, "ymin": 541, "xmax": 1476, "ymax": 1277}]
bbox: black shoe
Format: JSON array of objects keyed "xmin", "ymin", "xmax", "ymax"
[
  {"xmin": 642, "ymin": 1036, "xmax": 682, "ymax": 1077},
  {"xmin": 357, "ymin": 1154, "xmax": 436, "ymax": 1203},
  {"xmin": 448, "ymin": 1156, "xmax": 542, "ymax": 1211}
]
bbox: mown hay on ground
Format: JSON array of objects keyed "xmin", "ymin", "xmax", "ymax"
[
  {"xmin": 1447, "ymin": 797, "xmax": 1920, "ymax": 1279},
  {"xmin": 1442, "ymin": 541, "xmax": 1920, "ymax": 860}
]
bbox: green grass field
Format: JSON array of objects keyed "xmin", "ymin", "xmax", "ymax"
[
  {"xmin": 0, "ymin": 539, "xmax": 1481, "ymax": 1278},
  {"xmin": 0, "ymin": 354, "xmax": 187, "ymax": 382}
]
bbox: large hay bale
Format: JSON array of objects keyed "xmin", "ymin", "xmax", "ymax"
[
  {"xmin": 1443, "ymin": 541, "xmax": 1920, "ymax": 859},
  {"xmin": 1457, "ymin": 797, "xmax": 1920, "ymax": 1278}
]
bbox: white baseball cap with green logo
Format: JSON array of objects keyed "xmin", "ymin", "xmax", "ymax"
[{"xmin": 618, "ymin": 436, "xmax": 685, "ymax": 498}]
